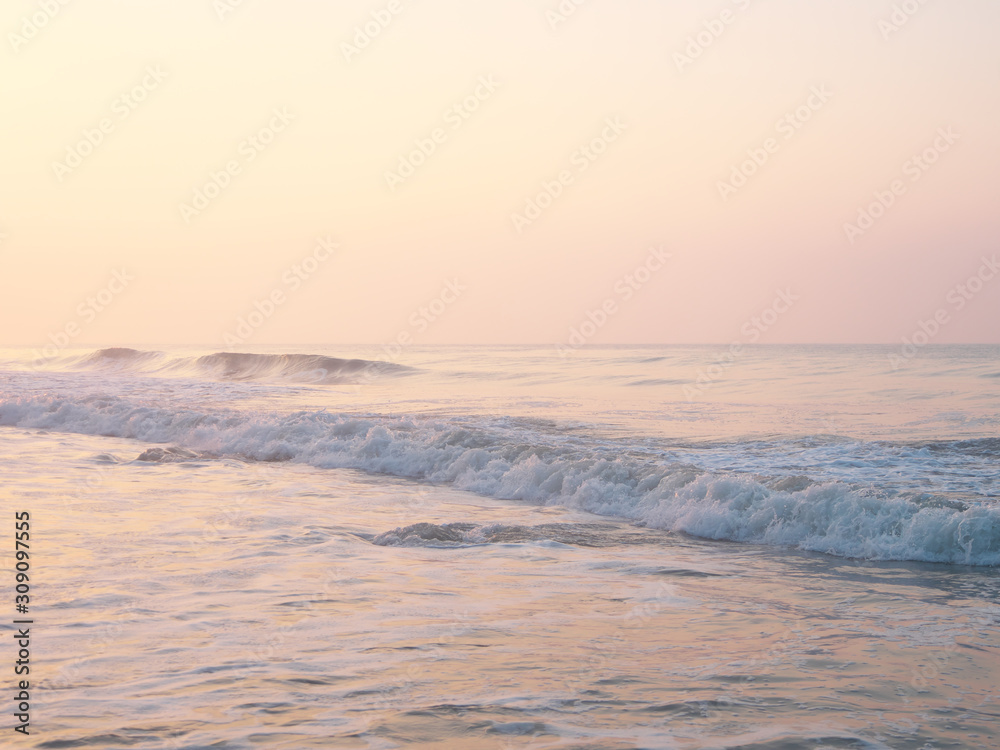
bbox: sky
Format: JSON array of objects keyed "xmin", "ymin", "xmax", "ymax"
[{"xmin": 2, "ymin": 0, "xmax": 999, "ymax": 347}]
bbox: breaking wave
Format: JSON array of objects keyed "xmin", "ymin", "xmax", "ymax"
[
  {"xmin": 37, "ymin": 348, "xmax": 414, "ymax": 384},
  {"xmin": 1, "ymin": 394, "xmax": 998, "ymax": 566}
]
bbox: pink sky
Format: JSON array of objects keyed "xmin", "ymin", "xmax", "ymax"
[{"xmin": 2, "ymin": 0, "xmax": 998, "ymax": 346}]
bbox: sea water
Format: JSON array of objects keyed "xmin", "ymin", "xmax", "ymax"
[{"xmin": 1, "ymin": 345, "xmax": 998, "ymax": 748}]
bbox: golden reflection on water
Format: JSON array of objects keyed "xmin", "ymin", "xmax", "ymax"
[{"xmin": 4, "ymin": 426, "xmax": 998, "ymax": 749}]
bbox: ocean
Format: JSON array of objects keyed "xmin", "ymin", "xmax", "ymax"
[{"xmin": 1, "ymin": 344, "xmax": 998, "ymax": 749}]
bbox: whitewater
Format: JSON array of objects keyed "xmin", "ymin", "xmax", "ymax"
[{"xmin": 1, "ymin": 344, "xmax": 998, "ymax": 748}]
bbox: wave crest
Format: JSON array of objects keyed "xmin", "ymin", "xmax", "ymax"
[
  {"xmin": 371, "ymin": 521, "xmax": 666, "ymax": 548},
  {"xmin": 194, "ymin": 352, "xmax": 412, "ymax": 384},
  {"xmin": 48, "ymin": 348, "xmax": 414, "ymax": 384},
  {"xmin": 85, "ymin": 347, "xmax": 165, "ymax": 367}
]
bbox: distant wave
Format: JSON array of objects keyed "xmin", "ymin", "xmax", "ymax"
[
  {"xmin": 626, "ymin": 378, "xmax": 686, "ymax": 387},
  {"xmin": 85, "ymin": 347, "xmax": 162, "ymax": 364},
  {"xmin": 2, "ymin": 394, "xmax": 999, "ymax": 567},
  {"xmin": 77, "ymin": 347, "xmax": 167, "ymax": 371},
  {"xmin": 43, "ymin": 348, "xmax": 415, "ymax": 384},
  {"xmin": 193, "ymin": 352, "xmax": 413, "ymax": 384}
]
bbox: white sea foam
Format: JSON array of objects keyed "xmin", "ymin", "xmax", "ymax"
[{"xmin": 3, "ymin": 393, "xmax": 998, "ymax": 566}]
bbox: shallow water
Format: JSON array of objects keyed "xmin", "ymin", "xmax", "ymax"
[{"xmin": 1, "ymin": 345, "xmax": 998, "ymax": 747}]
